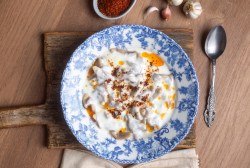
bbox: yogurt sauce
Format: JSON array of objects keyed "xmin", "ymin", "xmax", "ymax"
[{"xmin": 82, "ymin": 48, "xmax": 176, "ymax": 139}]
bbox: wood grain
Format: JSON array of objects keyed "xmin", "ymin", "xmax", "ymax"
[
  {"xmin": 0, "ymin": 30, "xmax": 195, "ymax": 150},
  {"xmin": 0, "ymin": 0, "xmax": 250, "ymax": 168}
]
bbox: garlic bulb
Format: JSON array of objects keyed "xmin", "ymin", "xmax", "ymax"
[
  {"xmin": 183, "ymin": 1, "xmax": 203, "ymax": 19},
  {"xmin": 167, "ymin": 0, "xmax": 183, "ymax": 6},
  {"xmin": 161, "ymin": 5, "xmax": 172, "ymax": 21}
]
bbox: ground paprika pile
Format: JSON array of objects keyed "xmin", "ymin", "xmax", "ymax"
[{"xmin": 98, "ymin": 0, "xmax": 132, "ymax": 17}]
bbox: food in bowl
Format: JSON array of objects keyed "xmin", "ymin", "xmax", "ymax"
[
  {"xmin": 98, "ymin": 0, "xmax": 132, "ymax": 17},
  {"xmin": 82, "ymin": 48, "xmax": 176, "ymax": 139}
]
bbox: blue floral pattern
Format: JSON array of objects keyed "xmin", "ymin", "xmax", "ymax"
[{"xmin": 60, "ymin": 25, "xmax": 199, "ymax": 164}]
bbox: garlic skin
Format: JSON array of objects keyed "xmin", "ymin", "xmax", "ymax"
[
  {"xmin": 161, "ymin": 5, "xmax": 172, "ymax": 21},
  {"xmin": 144, "ymin": 6, "xmax": 159, "ymax": 19},
  {"xmin": 183, "ymin": 1, "xmax": 203, "ymax": 19},
  {"xmin": 167, "ymin": 0, "xmax": 183, "ymax": 6}
]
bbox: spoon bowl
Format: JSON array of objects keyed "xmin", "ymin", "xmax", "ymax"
[{"xmin": 205, "ymin": 26, "xmax": 227, "ymax": 60}]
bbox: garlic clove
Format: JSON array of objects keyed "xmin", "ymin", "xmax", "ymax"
[
  {"xmin": 167, "ymin": 0, "xmax": 183, "ymax": 6},
  {"xmin": 193, "ymin": 2, "xmax": 203, "ymax": 15},
  {"xmin": 183, "ymin": 1, "xmax": 203, "ymax": 19},
  {"xmin": 161, "ymin": 5, "xmax": 172, "ymax": 21},
  {"xmin": 144, "ymin": 6, "xmax": 159, "ymax": 19}
]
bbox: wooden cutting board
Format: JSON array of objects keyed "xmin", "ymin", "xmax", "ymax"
[{"xmin": 0, "ymin": 29, "xmax": 195, "ymax": 150}]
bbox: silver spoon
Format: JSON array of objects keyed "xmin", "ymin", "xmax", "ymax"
[{"xmin": 204, "ymin": 25, "xmax": 227, "ymax": 127}]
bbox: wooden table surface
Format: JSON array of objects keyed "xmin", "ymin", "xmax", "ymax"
[{"xmin": 0, "ymin": 0, "xmax": 249, "ymax": 168}]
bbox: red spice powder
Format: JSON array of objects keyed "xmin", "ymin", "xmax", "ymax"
[{"xmin": 98, "ymin": 0, "xmax": 132, "ymax": 17}]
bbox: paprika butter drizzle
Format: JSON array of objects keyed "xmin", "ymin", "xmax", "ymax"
[{"xmin": 98, "ymin": 0, "xmax": 132, "ymax": 17}]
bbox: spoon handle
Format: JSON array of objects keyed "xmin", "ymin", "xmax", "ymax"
[{"xmin": 204, "ymin": 59, "xmax": 216, "ymax": 127}]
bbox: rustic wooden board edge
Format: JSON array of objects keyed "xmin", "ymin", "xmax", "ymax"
[{"xmin": 44, "ymin": 29, "xmax": 193, "ymax": 36}]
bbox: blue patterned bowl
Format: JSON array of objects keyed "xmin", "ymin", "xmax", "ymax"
[{"xmin": 60, "ymin": 25, "xmax": 199, "ymax": 164}]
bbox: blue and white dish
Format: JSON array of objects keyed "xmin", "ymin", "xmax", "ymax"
[{"xmin": 60, "ymin": 25, "xmax": 199, "ymax": 164}]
